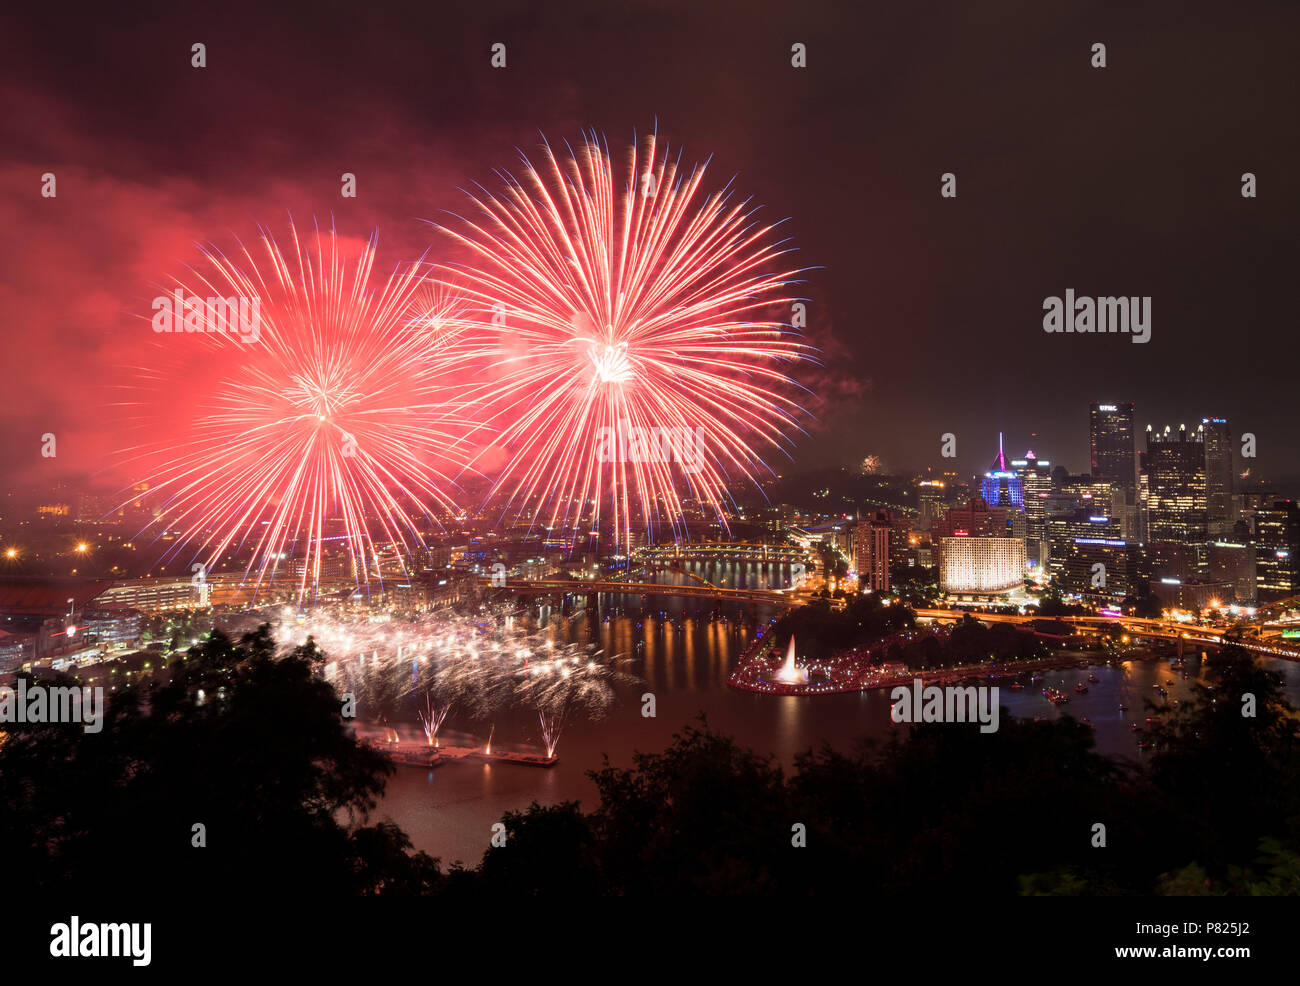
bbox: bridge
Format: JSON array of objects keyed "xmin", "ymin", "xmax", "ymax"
[
  {"xmin": 611, "ymin": 562, "xmax": 719, "ymax": 588},
  {"xmin": 1254, "ymin": 594, "xmax": 1300, "ymax": 615},
  {"xmin": 633, "ymin": 542, "xmax": 814, "ymax": 564},
  {"xmin": 480, "ymin": 577, "xmax": 804, "ymax": 608},
  {"xmin": 912, "ymin": 609, "xmax": 1300, "ymax": 661}
]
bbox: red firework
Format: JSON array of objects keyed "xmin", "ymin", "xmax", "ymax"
[
  {"xmin": 125, "ymin": 221, "xmax": 474, "ymax": 600},
  {"xmin": 435, "ymin": 130, "xmax": 815, "ymax": 551}
]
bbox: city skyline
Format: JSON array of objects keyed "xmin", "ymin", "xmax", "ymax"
[{"xmin": 3, "ymin": 0, "xmax": 1298, "ymax": 941}]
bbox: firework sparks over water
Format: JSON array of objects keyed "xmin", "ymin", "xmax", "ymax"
[
  {"xmin": 294, "ymin": 606, "xmax": 632, "ymax": 756},
  {"xmin": 125, "ymin": 222, "xmax": 475, "ymax": 601},
  {"xmin": 517, "ymin": 650, "xmax": 622, "ymax": 757},
  {"xmin": 434, "ymin": 130, "xmax": 816, "ymax": 552}
]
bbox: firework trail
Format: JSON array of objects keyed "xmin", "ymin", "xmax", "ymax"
[
  {"xmin": 515, "ymin": 648, "xmax": 624, "ymax": 757},
  {"xmin": 418, "ymin": 692, "xmax": 451, "ymax": 746},
  {"xmin": 125, "ymin": 221, "xmax": 475, "ymax": 601},
  {"xmin": 434, "ymin": 130, "xmax": 816, "ymax": 552}
]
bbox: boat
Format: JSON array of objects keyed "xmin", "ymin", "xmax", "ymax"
[
  {"xmin": 1117, "ymin": 703, "xmax": 1128, "ymax": 711},
  {"xmin": 1130, "ymin": 723, "xmax": 1139, "ymax": 731},
  {"xmin": 1075, "ymin": 682, "xmax": 1089, "ymax": 693},
  {"xmin": 1087, "ymin": 673, "xmax": 1100, "ymax": 683},
  {"xmin": 1080, "ymin": 717, "xmax": 1095, "ymax": 728},
  {"xmin": 1009, "ymin": 683, "xmax": 1023, "ymax": 691}
]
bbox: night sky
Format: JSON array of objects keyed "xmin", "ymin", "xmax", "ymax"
[{"xmin": 3, "ymin": 0, "xmax": 1298, "ymax": 497}]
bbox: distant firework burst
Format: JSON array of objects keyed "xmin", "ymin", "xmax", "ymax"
[
  {"xmin": 126, "ymin": 222, "xmax": 473, "ymax": 600},
  {"xmin": 860, "ymin": 455, "xmax": 883, "ymax": 475},
  {"xmin": 435, "ymin": 131, "xmax": 816, "ymax": 551}
]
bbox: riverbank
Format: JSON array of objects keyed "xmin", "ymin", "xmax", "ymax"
[{"xmin": 727, "ymin": 625, "xmax": 1180, "ymax": 696}]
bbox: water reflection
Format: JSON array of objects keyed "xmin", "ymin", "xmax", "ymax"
[{"xmin": 373, "ymin": 562, "xmax": 1300, "ymax": 866}]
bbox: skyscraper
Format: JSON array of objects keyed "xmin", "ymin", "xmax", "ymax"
[
  {"xmin": 1090, "ymin": 402, "xmax": 1137, "ymax": 499},
  {"xmin": 1254, "ymin": 499, "xmax": 1298, "ymax": 601},
  {"xmin": 853, "ymin": 510, "xmax": 892, "ymax": 592},
  {"xmin": 1011, "ymin": 451, "xmax": 1052, "ymax": 567},
  {"xmin": 980, "ymin": 433, "xmax": 1024, "ymax": 509},
  {"xmin": 1145, "ymin": 424, "xmax": 1208, "ymax": 545},
  {"xmin": 1201, "ymin": 417, "xmax": 1235, "ymax": 536}
]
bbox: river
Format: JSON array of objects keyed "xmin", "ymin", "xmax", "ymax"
[{"xmin": 367, "ymin": 561, "xmax": 1300, "ymax": 867}]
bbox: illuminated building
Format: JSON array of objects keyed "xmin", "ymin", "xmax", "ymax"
[
  {"xmin": 1046, "ymin": 511, "xmax": 1122, "ymax": 582},
  {"xmin": 872, "ymin": 508, "xmax": 912, "ymax": 560},
  {"xmin": 932, "ymin": 497, "xmax": 1008, "ymax": 539},
  {"xmin": 1012, "ymin": 452, "xmax": 1053, "ymax": 566},
  {"xmin": 1090, "ymin": 402, "xmax": 1137, "ymax": 498},
  {"xmin": 853, "ymin": 510, "xmax": 892, "ymax": 592},
  {"xmin": 980, "ymin": 433, "xmax": 1024, "ymax": 509},
  {"xmin": 939, "ymin": 536, "xmax": 1025, "ymax": 594},
  {"xmin": 1138, "ymin": 471, "xmax": 1149, "ymax": 540},
  {"xmin": 1150, "ymin": 577, "xmax": 1236, "ymax": 612},
  {"xmin": 930, "ymin": 497, "xmax": 1010, "ymax": 574},
  {"xmin": 78, "ymin": 607, "xmax": 143, "ymax": 649},
  {"xmin": 1206, "ymin": 541, "xmax": 1256, "ymax": 605},
  {"xmin": 1145, "ymin": 424, "xmax": 1208, "ymax": 544},
  {"xmin": 1253, "ymin": 499, "xmax": 1298, "ymax": 601},
  {"xmin": 92, "ymin": 578, "xmax": 203, "ymax": 614},
  {"xmin": 1062, "ymin": 538, "xmax": 1148, "ymax": 603},
  {"xmin": 1150, "ymin": 541, "xmax": 1201, "ymax": 583},
  {"xmin": 288, "ymin": 556, "xmax": 348, "ymax": 579},
  {"xmin": 0, "ymin": 629, "xmax": 34, "ymax": 673},
  {"xmin": 1059, "ymin": 470, "xmax": 1139, "ymax": 542},
  {"xmin": 1202, "ymin": 417, "xmax": 1236, "ymax": 536},
  {"xmin": 917, "ymin": 480, "xmax": 949, "ymax": 525},
  {"xmin": 1109, "ymin": 486, "xmax": 1141, "ymax": 542},
  {"xmin": 1059, "ymin": 475, "xmax": 1113, "ymax": 518}
]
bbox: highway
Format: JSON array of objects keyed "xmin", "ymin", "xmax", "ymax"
[{"xmin": 912, "ymin": 609, "xmax": 1300, "ymax": 660}]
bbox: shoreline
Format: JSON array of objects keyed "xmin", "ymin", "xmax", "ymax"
[{"xmin": 728, "ymin": 637, "xmax": 1188, "ymax": 696}]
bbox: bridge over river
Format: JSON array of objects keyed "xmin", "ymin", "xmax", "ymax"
[{"xmin": 480, "ymin": 577, "xmax": 808, "ymax": 608}]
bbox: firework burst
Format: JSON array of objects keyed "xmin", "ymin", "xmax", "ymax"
[
  {"xmin": 126, "ymin": 221, "xmax": 475, "ymax": 601},
  {"xmin": 434, "ymin": 130, "xmax": 816, "ymax": 551}
]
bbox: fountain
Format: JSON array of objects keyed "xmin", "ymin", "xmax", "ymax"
[{"xmin": 775, "ymin": 637, "xmax": 810, "ymax": 685}]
